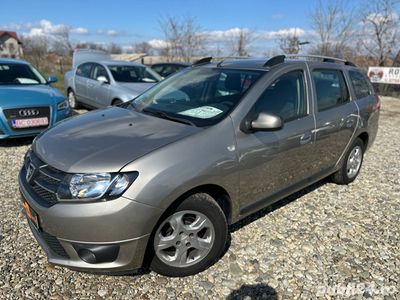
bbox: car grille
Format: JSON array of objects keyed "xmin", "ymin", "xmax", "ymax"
[
  {"xmin": 40, "ymin": 230, "xmax": 70, "ymax": 258},
  {"xmin": 24, "ymin": 151, "xmax": 66, "ymax": 207},
  {"xmin": 3, "ymin": 106, "xmax": 50, "ymax": 131}
]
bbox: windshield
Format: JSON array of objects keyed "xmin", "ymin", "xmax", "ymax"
[
  {"xmin": 131, "ymin": 67, "xmax": 264, "ymax": 126},
  {"xmin": 0, "ymin": 63, "xmax": 47, "ymax": 85},
  {"xmin": 108, "ymin": 65, "xmax": 161, "ymax": 83}
]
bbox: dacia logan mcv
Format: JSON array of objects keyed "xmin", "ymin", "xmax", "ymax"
[{"xmin": 19, "ymin": 55, "xmax": 380, "ymax": 277}]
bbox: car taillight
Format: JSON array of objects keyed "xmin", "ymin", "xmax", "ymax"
[{"xmin": 373, "ymin": 95, "xmax": 381, "ymax": 111}]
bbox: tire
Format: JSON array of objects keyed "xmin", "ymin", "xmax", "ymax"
[
  {"xmin": 331, "ymin": 137, "xmax": 364, "ymax": 185},
  {"xmin": 150, "ymin": 193, "xmax": 228, "ymax": 277},
  {"xmin": 68, "ymin": 89, "xmax": 80, "ymax": 109},
  {"xmin": 112, "ymin": 99, "xmax": 123, "ymax": 106}
]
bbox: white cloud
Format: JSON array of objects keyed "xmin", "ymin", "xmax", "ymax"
[
  {"xmin": 206, "ymin": 27, "xmax": 253, "ymax": 40},
  {"xmin": 71, "ymin": 27, "xmax": 89, "ymax": 35},
  {"xmin": 365, "ymin": 12, "xmax": 398, "ymax": 24},
  {"xmin": 148, "ymin": 39, "xmax": 169, "ymax": 49},
  {"xmin": 259, "ymin": 27, "xmax": 308, "ymax": 40},
  {"xmin": 97, "ymin": 29, "xmax": 122, "ymax": 37}
]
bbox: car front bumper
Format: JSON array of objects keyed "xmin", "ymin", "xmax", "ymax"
[{"xmin": 19, "ymin": 167, "xmax": 163, "ymax": 273}]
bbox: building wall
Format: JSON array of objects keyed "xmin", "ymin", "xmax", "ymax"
[{"xmin": 0, "ymin": 36, "xmax": 23, "ymax": 58}]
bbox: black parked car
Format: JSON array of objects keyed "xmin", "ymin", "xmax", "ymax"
[{"xmin": 150, "ymin": 62, "xmax": 191, "ymax": 78}]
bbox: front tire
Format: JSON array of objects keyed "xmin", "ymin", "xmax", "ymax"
[
  {"xmin": 332, "ymin": 137, "xmax": 364, "ymax": 184},
  {"xmin": 150, "ymin": 193, "xmax": 228, "ymax": 277}
]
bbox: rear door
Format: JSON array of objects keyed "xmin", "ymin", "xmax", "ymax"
[
  {"xmin": 74, "ymin": 63, "xmax": 93, "ymax": 104},
  {"xmin": 87, "ymin": 63, "xmax": 111, "ymax": 107},
  {"xmin": 311, "ymin": 67, "xmax": 358, "ymax": 171}
]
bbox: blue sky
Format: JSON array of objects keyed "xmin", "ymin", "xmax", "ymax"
[{"xmin": 1, "ymin": 0, "xmax": 394, "ymax": 54}]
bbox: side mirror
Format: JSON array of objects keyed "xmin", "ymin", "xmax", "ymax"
[
  {"xmin": 97, "ymin": 76, "xmax": 109, "ymax": 84},
  {"xmin": 47, "ymin": 75, "xmax": 57, "ymax": 83},
  {"xmin": 250, "ymin": 112, "xmax": 283, "ymax": 131}
]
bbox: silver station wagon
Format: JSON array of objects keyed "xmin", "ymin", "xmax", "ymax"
[{"xmin": 19, "ymin": 55, "xmax": 380, "ymax": 277}]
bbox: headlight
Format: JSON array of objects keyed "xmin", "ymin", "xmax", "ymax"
[
  {"xmin": 57, "ymin": 172, "xmax": 138, "ymax": 201},
  {"xmin": 57, "ymin": 99, "xmax": 69, "ymax": 110}
]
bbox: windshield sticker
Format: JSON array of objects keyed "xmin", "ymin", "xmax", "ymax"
[{"xmin": 178, "ymin": 106, "xmax": 223, "ymax": 119}]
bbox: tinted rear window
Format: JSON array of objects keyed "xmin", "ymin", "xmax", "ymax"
[
  {"xmin": 348, "ymin": 70, "xmax": 372, "ymax": 99},
  {"xmin": 312, "ymin": 69, "xmax": 350, "ymax": 111}
]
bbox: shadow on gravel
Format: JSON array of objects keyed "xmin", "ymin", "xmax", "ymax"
[
  {"xmin": 228, "ymin": 178, "xmax": 329, "ymax": 234},
  {"xmin": 0, "ymin": 137, "xmax": 34, "ymax": 147},
  {"xmin": 227, "ymin": 283, "xmax": 278, "ymax": 300}
]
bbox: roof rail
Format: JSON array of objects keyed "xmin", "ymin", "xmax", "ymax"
[
  {"xmin": 193, "ymin": 57, "xmax": 213, "ymax": 66},
  {"xmin": 285, "ymin": 54, "xmax": 356, "ymax": 66}
]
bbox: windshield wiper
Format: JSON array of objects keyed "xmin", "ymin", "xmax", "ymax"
[{"xmin": 142, "ymin": 108, "xmax": 195, "ymax": 126}]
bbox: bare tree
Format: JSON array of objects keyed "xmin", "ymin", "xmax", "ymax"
[
  {"xmin": 134, "ymin": 41, "xmax": 153, "ymax": 55},
  {"xmin": 52, "ymin": 26, "xmax": 73, "ymax": 55},
  {"xmin": 159, "ymin": 16, "xmax": 207, "ymax": 61},
  {"xmin": 361, "ymin": 0, "xmax": 399, "ymax": 66},
  {"xmin": 309, "ymin": 0, "xmax": 355, "ymax": 58},
  {"xmin": 226, "ymin": 28, "xmax": 254, "ymax": 56},
  {"xmin": 277, "ymin": 30, "xmax": 302, "ymax": 54},
  {"xmin": 108, "ymin": 43, "xmax": 122, "ymax": 54},
  {"xmin": 21, "ymin": 35, "xmax": 49, "ymax": 69}
]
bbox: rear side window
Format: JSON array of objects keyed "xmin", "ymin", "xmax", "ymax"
[
  {"xmin": 76, "ymin": 63, "xmax": 92, "ymax": 78},
  {"xmin": 348, "ymin": 70, "xmax": 371, "ymax": 99},
  {"xmin": 312, "ymin": 69, "xmax": 350, "ymax": 111},
  {"xmin": 255, "ymin": 70, "xmax": 306, "ymax": 122}
]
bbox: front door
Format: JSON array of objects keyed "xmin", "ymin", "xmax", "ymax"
[
  {"xmin": 236, "ymin": 69, "xmax": 316, "ymax": 213},
  {"xmin": 87, "ymin": 63, "xmax": 111, "ymax": 107}
]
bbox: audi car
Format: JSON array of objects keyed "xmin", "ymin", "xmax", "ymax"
[{"xmin": 0, "ymin": 58, "xmax": 71, "ymax": 139}]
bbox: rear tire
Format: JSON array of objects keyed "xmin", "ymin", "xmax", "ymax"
[
  {"xmin": 332, "ymin": 137, "xmax": 364, "ymax": 185},
  {"xmin": 68, "ymin": 89, "xmax": 80, "ymax": 109},
  {"xmin": 150, "ymin": 193, "xmax": 228, "ymax": 277}
]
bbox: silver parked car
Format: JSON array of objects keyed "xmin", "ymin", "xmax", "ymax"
[
  {"xmin": 64, "ymin": 50, "xmax": 161, "ymax": 108},
  {"xmin": 20, "ymin": 55, "xmax": 380, "ymax": 277}
]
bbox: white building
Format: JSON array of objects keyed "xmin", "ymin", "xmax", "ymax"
[{"xmin": 0, "ymin": 31, "xmax": 23, "ymax": 58}]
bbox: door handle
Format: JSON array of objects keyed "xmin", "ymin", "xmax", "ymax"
[{"xmin": 300, "ymin": 133, "xmax": 312, "ymax": 144}]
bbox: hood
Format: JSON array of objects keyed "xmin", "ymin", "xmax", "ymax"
[
  {"xmin": 0, "ymin": 84, "xmax": 63, "ymax": 107},
  {"xmin": 33, "ymin": 107, "xmax": 200, "ymax": 173},
  {"xmin": 118, "ymin": 82, "xmax": 156, "ymax": 96}
]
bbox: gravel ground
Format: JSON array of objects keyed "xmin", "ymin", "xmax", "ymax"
[{"xmin": 0, "ymin": 97, "xmax": 399, "ymax": 299}]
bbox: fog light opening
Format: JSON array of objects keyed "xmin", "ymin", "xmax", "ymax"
[{"xmin": 78, "ymin": 248, "xmax": 97, "ymax": 264}]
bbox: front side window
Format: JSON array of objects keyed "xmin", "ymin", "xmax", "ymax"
[
  {"xmin": 255, "ymin": 71, "xmax": 306, "ymax": 122},
  {"xmin": 91, "ymin": 64, "xmax": 109, "ymax": 81},
  {"xmin": 312, "ymin": 69, "xmax": 350, "ymax": 111},
  {"xmin": 131, "ymin": 67, "xmax": 263, "ymax": 126},
  {"xmin": 108, "ymin": 65, "xmax": 161, "ymax": 83},
  {"xmin": 0, "ymin": 63, "xmax": 46, "ymax": 85},
  {"xmin": 76, "ymin": 63, "xmax": 92, "ymax": 78},
  {"xmin": 348, "ymin": 70, "xmax": 371, "ymax": 99}
]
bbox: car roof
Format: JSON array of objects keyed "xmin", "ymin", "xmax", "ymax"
[
  {"xmin": 0, "ymin": 58, "xmax": 29, "ymax": 65},
  {"xmin": 100, "ymin": 60, "xmax": 145, "ymax": 67}
]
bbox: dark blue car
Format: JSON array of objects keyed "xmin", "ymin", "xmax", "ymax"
[{"xmin": 0, "ymin": 58, "xmax": 71, "ymax": 139}]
